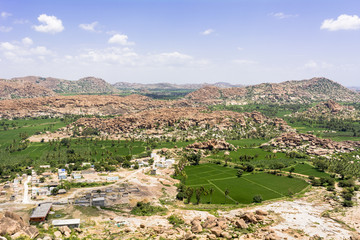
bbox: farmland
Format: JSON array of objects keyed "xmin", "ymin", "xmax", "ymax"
[
  {"xmin": 183, "ymin": 164, "xmax": 309, "ymax": 204},
  {"xmin": 284, "ymin": 163, "xmax": 330, "ymax": 178}
]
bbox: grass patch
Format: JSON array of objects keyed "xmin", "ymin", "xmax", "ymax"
[
  {"xmin": 183, "ymin": 164, "xmax": 308, "ymax": 204},
  {"xmin": 130, "ymin": 202, "xmax": 167, "ymax": 216},
  {"xmin": 284, "ymin": 163, "xmax": 329, "ymax": 178}
]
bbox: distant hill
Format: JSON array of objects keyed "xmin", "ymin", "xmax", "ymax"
[
  {"xmin": 186, "ymin": 77, "xmax": 360, "ymax": 104},
  {"xmin": 10, "ymin": 76, "xmax": 117, "ymax": 94},
  {"xmin": 292, "ymin": 100, "xmax": 359, "ymax": 120},
  {"xmin": 0, "ymin": 79, "xmax": 56, "ymax": 99},
  {"xmin": 112, "ymin": 81, "xmax": 243, "ymax": 90}
]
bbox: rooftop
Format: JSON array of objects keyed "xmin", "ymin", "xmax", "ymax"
[
  {"xmin": 30, "ymin": 202, "xmax": 52, "ymax": 219},
  {"xmin": 52, "ymin": 219, "xmax": 80, "ymax": 226}
]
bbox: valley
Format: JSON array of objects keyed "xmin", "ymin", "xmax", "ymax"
[{"xmin": 0, "ymin": 76, "xmax": 360, "ymax": 239}]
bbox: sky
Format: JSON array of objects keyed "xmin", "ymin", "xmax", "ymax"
[{"xmin": 1, "ymin": 0, "xmax": 360, "ymax": 86}]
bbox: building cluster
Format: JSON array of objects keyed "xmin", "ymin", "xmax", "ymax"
[{"xmin": 70, "ymin": 184, "xmax": 140, "ymax": 207}]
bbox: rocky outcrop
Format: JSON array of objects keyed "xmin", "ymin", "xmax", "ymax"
[
  {"xmin": 0, "ymin": 79, "xmax": 56, "ymax": 100},
  {"xmin": 0, "ymin": 211, "xmax": 38, "ymax": 239},
  {"xmin": 292, "ymin": 100, "xmax": 358, "ymax": 120},
  {"xmin": 263, "ymin": 132, "xmax": 360, "ymax": 155},
  {"xmin": 187, "ymin": 139, "xmax": 235, "ymax": 150},
  {"xmin": 0, "ymin": 94, "xmax": 191, "ymax": 119},
  {"xmin": 186, "ymin": 77, "xmax": 360, "ymax": 104},
  {"xmin": 61, "ymin": 107, "xmax": 290, "ymax": 141}
]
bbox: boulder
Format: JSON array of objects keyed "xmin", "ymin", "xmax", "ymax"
[
  {"xmin": 202, "ymin": 216, "xmax": 217, "ymax": 229},
  {"xmin": 255, "ymin": 209, "xmax": 268, "ymax": 216},
  {"xmin": 54, "ymin": 231, "xmax": 62, "ymax": 238},
  {"xmin": 207, "ymin": 234, "xmax": 217, "ymax": 240},
  {"xmin": 235, "ymin": 219, "xmax": 248, "ymax": 229},
  {"xmin": 59, "ymin": 226, "xmax": 71, "ymax": 234},
  {"xmin": 241, "ymin": 212, "xmax": 258, "ymax": 223},
  {"xmin": 221, "ymin": 231, "xmax": 232, "ymax": 239},
  {"xmin": 184, "ymin": 231, "xmax": 195, "ymax": 240},
  {"xmin": 210, "ymin": 227, "xmax": 222, "ymax": 237},
  {"xmin": 191, "ymin": 222, "xmax": 203, "ymax": 233}
]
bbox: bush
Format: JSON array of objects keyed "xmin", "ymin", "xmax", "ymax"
[
  {"xmin": 338, "ymin": 179, "xmax": 355, "ymax": 188},
  {"xmin": 237, "ymin": 169, "xmax": 244, "ymax": 178},
  {"xmin": 311, "ymin": 179, "xmax": 321, "ymax": 186},
  {"xmin": 253, "ymin": 194, "xmax": 263, "ymax": 203},
  {"xmin": 327, "ymin": 186, "xmax": 335, "ymax": 191},
  {"xmin": 176, "ymin": 192, "xmax": 185, "ymax": 200},
  {"xmin": 167, "ymin": 214, "xmax": 184, "ymax": 227},
  {"xmin": 131, "ymin": 202, "xmax": 167, "ymax": 216},
  {"xmin": 308, "ymin": 176, "xmax": 315, "ymax": 180},
  {"xmin": 342, "ymin": 200, "xmax": 354, "ymax": 207},
  {"xmin": 343, "ymin": 193, "xmax": 353, "ymax": 201}
]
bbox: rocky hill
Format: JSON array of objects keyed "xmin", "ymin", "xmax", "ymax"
[
  {"xmin": 0, "ymin": 94, "xmax": 191, "ymax": 119},
  {"xmin": 186, "ymin": 77, "xmax": 360, "ymax": 104},
  {"xmin": 10, "ymin": 76, "xmax": 117, "ymax": 94},
  {"xmin": 292, "ymin": 100, "xmax": 359, "ymax": 120},
  {"xmin": 113, "ymin": 82, "xmax": 243, "ymax": 90},
  {"xmin": 0, "ymin": 79, "xmax": 56, "ymax": 99},
  {"xmin": 36, "ymin": 107, "xmax": 291, "ymax": 141},
  {"xmin": 262, "ymin": 132, "xmax": 360, "ymax": 156}
]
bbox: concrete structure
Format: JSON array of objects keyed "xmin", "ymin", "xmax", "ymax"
[
  {"xmin": 72, "ymin": 172, "xmax": 82, "ymax": 179},
  {"xmin": 52, "ymin": 219, "xmax": 80, "ymax": 228},
  {"xmin": 107, "ymin": 176, "xmax": 119, "ymax": 181},
  {"xmin": 92, "ymin": 197, "xmax": 105, "ymax": 207},
  {"xmin": 58, "ymin": 169, "xmax": 67, "ymax": 180},
  {"xmin": 30, "ymin": 202, "xmax": 52, "ymax": 222},
  {"xmin": 58, "ymin": 189, "xmax": 67, "ymax": 194}
]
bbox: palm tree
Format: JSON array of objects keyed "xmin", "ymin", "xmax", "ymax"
[
  {"xmin": 209, "ymin": 187, "xmax": 214, "ymax": 204},
  {"xmin": 224, "ymin": 188, "xmax": 230, "ymax": 204}
]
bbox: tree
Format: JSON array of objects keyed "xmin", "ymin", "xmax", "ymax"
[
  {"xmin": 237, "ymin": 169, "xmax": 243, "ymax": 178},
  {"xmin": 195, "ymin": 188, "xmax": 203, "ymax": 205},
  {"xmin": 209, "ymin": 187, "xmax": 214, "ymax": 204},
  {"xmin": 289, "ymin": 167, "xmax": 295, "ymax": 175},
  {"xmin": 224, "ymin": 188, "xmax": 230, "ymax": 204},
  {"xmin": 185, "ymin": 152, "xmax": 201, "ymax": 165},
  {"xmin": 253, "ymin": 194, "xmax": 263, "ymax": 203},
  {"xmin": 185, "ymin": 187, "xmax": 194, "ymax": 204}
]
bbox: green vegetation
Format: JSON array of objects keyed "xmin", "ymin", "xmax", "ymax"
[
  {"xmin": 283, "ymin": 163, "xmax": 329, "ymax": 178},
  {"xmin": 180, "ymin": 164, "xmax": 308, "ymax": 204},
  {"xmin": 130, "ymin": 202, "xmax": 167, "ymax": 216},
  {"xmin": 167, "ymin": 214, "xmax": 185, "ymax": 227}
]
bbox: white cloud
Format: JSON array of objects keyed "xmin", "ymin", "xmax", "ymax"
[
  {"xmin": 33, "ymin": 14, "xmax": 64, "ymax": 34},
  {"xmin": 237, "ymin": 47, "xmax": 243, "ymax": 51},
  {"xmin": 321, "ymin": 14, "xmax": 360, "ymax": 31},
  {"xmin": 233, "ymin": 59, "xmax": 258, "ymax": 65},
  {"xmin": 0, "ymin": 26, "xmax": 12, "ymax": 32},
  {"xmin": 201, "ymin": 28, "xmax": 214, "ymax": 35},
  {"xmin": 1, "ymin": 11, "xmax": 12, "ymax": 19},
  {"xmin": 0, "ymin": 39, "xmax": 53, "ymax": 63},
  {"xmin": 304, "ymin": 60, "xmax": 333, "ymax": 69},
  {"xmin": 22, "ymin": 37, "xmax": 33, "ymax": 46},
  {"xmin": 79, "ymin": 21, "xmax": 99, "ymax": 32},
  {"xmin": 269, "ymin": 12, "xmax": 298, "ymax": 19},
  {"xmin": 108, "ymin": 34, "xmax": 135, "ymax": 46}
]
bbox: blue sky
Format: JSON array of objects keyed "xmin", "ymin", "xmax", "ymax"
[{"xmin": 1, "ymin": 0, "xmax": 360, "ymax": 85}]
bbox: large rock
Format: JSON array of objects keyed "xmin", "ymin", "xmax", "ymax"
[
  {"xmin": 191, "ymin": 222, "xmax": 203, "ymax": 233},
  {"xmin": 210, "ymin": 227, "xmax": 222, "ymax": 237},
  {"xmin": 255, "ymin": 209, "xmax": 268, "ymax": 216},
  {"xmin": 235, "ymin": 219, "xmax": 248, "ymax": 229},
  {"xmin": 241, "ymin": 212, "xmax": 258, "ymax": 223}
]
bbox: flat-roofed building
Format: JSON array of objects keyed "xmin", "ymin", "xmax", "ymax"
[
  {"xmin": 52, "ymin": 219, "xmax": 80, "ymax": 228},
  {"xmin": 30, "ymin": 202, "xmax": 52, "ymax": 222}
]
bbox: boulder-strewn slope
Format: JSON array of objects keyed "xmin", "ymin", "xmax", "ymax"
[
  {"xmin": 0, "ymin": 79, "xmax": 56, "ymax": 99},
  {"xmin": 0, "ymin": 94, "xmax": 191, "ymax": 119},
  {"xmin": 292, "ymin": 100, "xmax": 359, "ymax": 120},
  {"xmin": 10, "ymin": 76, "xmax": 117, "ymax": 94},
  {"xmin": 68, "ymin": 107, "xmax": 290, "ymax": 140},
  {"xmin": 262, "ymin": 132, "xmax": 360, "ymax": 156},
  {"xmin": 186, "ymin": 77, "xmax": 360, "ymax": 104}
]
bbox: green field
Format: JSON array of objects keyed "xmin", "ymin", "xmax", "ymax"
[
  {"xmin": 184, "ymin": 164, "xmax": 309, "ymax": 204},
  {"xmin": 284, "ymin": 163, "xmax": 329, "ymax": 178}
]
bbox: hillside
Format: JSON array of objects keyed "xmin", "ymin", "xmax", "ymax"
[
  {"xmin": 0, "ymin": 94, "xmax": 191, "ymax": 119},
  {"xmin": 292, "ymin": 100, "xmax": 359, "ymax": 120},
  {"xmin": 113, "ymin": 81, "xmax": 243, "ymax": 90},
  {"xmin": 8, "ymin": 76, "xmax": 118, "ymax": 94},
  {"xmin": 30, "ymin": 107, "xmax": 291, "ymax": 141},
  {"xmin": 186, "ymin": 77, "xmax": 360, "ymax": 104},
  {"xmin": 0, "ymin": 79, "xmax": 56, "ymax": 100}
]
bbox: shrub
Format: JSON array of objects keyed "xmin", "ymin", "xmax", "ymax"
[
  {"xmin": 237, "ymin": 169, "xmax": 244, "ymax": 178},
  {"xmin": 338, "ymin": 179, "xmax": 355, "ymax": 188},
  {"xmin": 176, "ymin": 192, "xmax": 185, "ymax": 200},
  {"xmin": 327, "ymin": 186, "xmax": 335, "ymax": 191},
  {"xmin": 131, "ymin": 202, "xmax": 167, "ymax": 216},
  {"xmin": 342, "ymin": 200, "xmax": 354, "ymax": 207},
  {"xmin": 253, "ymin": 194, "xmax": 263, "ymax": 203},
  {"xmin": 167, "ymin": 214, "xmax": 184, "ymax": 227},
  {"xmin": 311, "ymin": 179, "xmax": 321, "ymax": 186}
]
